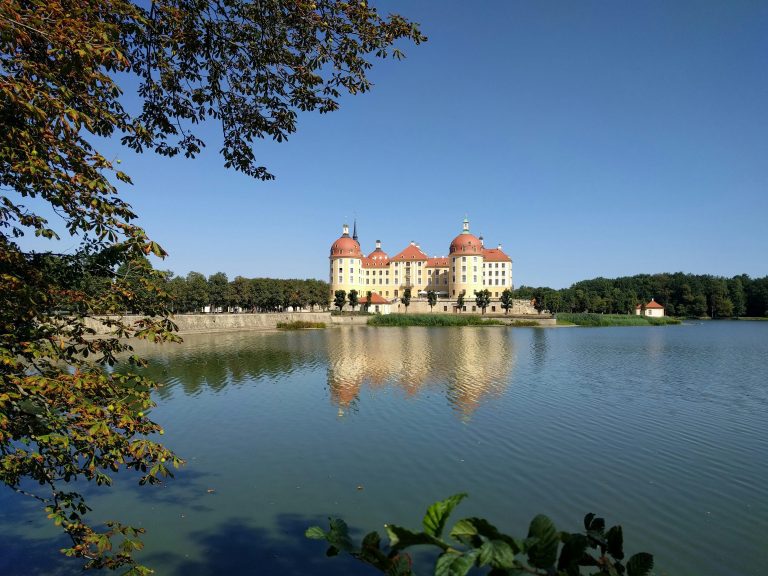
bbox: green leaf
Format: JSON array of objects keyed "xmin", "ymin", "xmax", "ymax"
[
  {"xmin": 386, "ymin": 554, "xmax": 414, "ymax": 576},
  {"xmin": 606, "ymin": 525, "xmax": 624, "ymax": 559},
  {"xmin": 588, "ymin": 515, "xmax": 606, "ymax": 534},
  {"xmin": 557, "ymin": 533, "xmax": 588, "ymax": 574},
  {"xmin": 305, "ymin": 526, "xmax": 327, "ymax": 540},
  {"xmin": 449, "ymin": 518, "xmax": 479, "ymax": 545},
  {"xmin": 434, "ymin": 551, "xmax": 476, "ymax": 576},
  {"xmin": 385, "ymin": 524, "xmax": 442, "ymax": 552},
  {"xmin": 423, "ymin": 493, "xmax": 467, "ymax": 538},
  {"xmin": 327, "ymin": 517, "xmax": 353, "ymax": 552},
  {"xmin": 526, "ymin": 514, "xmax": 559, "ymax": 569},
  {"xmin": 362, "ymin": 530, "xmax": 381, "ymax": 550},
  {"xmin": 626, "ymin": 552, "xmax": 654, "ymax": 576},
  {"xmin": 583, "ymin": 513, "xmax": 596, "ymax": 531},
  {"xmin": 477, "ymin": 539, "xmax": 515, "ymax": 569}
]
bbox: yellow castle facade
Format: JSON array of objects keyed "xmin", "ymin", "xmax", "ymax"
[{"xmin": 329, "ymin": 218, "xmax": 520, "ymax": 313}]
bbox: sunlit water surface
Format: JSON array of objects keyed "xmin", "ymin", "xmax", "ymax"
[{"xmin": 2, "ymin": 322, "xmax": 767, "ymax": 575}]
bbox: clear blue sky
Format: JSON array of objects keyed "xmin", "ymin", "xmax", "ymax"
[{"xmin": 26, "ymin": 0, "xmax": 768, "ymax": 288}]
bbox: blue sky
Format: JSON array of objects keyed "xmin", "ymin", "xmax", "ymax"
[{"xmin": 24, "ymin": 1, "xmax": 768, "ymax": 288}]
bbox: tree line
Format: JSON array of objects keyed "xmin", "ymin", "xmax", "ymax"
[
  {"xmin": 163, "ymin": 272, "xmax": 331, "ymax": 313},
  {"xmin": 514, "ymin": 273, "xmax": 768, "ymax": 318}
]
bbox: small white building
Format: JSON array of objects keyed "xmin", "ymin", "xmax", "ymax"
[
  {"xmin": 635, "ymin": 298, "xmax": 665, "ymax": 317},
  {"xmin": 358, "ymin": 292, "xmax": 393, "ymax": 315}
]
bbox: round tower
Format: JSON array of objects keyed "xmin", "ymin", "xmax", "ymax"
[
  {"xmin": 329, "ymin": 223, "xmax": 363, "ymax": 302},
  {"xmin": 448, "ymin": 218, "xmax": 485, "ymax": 302}
]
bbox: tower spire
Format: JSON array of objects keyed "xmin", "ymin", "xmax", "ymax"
[{"xmin": 352, "ymin": 219, "xmax": 358, "ymax": 242}]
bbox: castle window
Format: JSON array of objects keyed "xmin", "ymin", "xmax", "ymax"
[
  {"xmin": 462, "ymin": 256, "xmax": 467, "ymax": 262},
  {"xmin": 462, "ymin": 275, "xmax": 466, "ymax": 282},
  {"xmin": 501, "ymin": 278, "xmax": 505, "ymax": 285},
  {"xmin": 474, "ymin": 256, "xmax": 477, "ymax": 262},
  {"xmin": 473, "ymin": 276, "xmax": 477, "ymax": 282}
]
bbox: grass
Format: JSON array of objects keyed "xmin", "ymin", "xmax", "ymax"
[
  {"xmin": 555, "ymin": 313, "xmax": 681, "ymax": 327},
  {"xmin": 367, "ymin": 314, "xmax": 504, "ymax": 327},
  {"xmin": 276, "ymin": 321, "xmax": 326, "ymax": 330},
  {"xmin": 507, "ymin": 320, "xmax": 541, "ymax": 327}
]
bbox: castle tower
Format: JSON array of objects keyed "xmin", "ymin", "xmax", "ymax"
[
  {"xmin": 329, "ymin": 223, "xmax": 363, "ymax": 301},
  {"xmin": 448, "ymin": 218, "xmax": 485, "ymax": 301}
]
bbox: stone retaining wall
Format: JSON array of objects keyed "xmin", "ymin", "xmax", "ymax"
[{"xmin": 84, "ymin": 312, "xmax": 333, "ymax": 334}]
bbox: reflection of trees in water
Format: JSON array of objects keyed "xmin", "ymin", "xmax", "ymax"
[
  {"xmin": 531, "ymin": 328, "xmax": 548, "ymax": 372},
  {"xmin": 126, "ymin": 332, "xmax": 325, "ymax": 398},
  {"xmin": 327, "ymin": 327, "xmax": 515, "ymax": 417}
]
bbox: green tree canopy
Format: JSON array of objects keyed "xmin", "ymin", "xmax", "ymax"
[
  {"xmin": 401, "ymin": 287, "xmax": 411, "ymax": 313},
  {"xmin": 1, "ymin": 0, "xmax": 424, "ymax": 571}
]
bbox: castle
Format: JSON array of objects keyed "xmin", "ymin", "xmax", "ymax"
[{"xmin": 329, "ymin": 218, "xmax": 534, "ymax": 314}]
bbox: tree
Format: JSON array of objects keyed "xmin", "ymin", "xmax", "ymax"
[
  {"xmin": 186, "ymin": 271, "xmax": 210, "ymax": 312},
  {"xmin": 334, "ymin": 290, "xmax": 347, "ymax": 312},
  {"xmin": 402, "ymin": 288, "xmax": 411, "ymax": 313},
  {"xmin": 1, "ymin": 0, "xmax": 424, "ymax": 571},
  {"xmin": 348, "ymin": 289, "xmax": 359, "ymax": 311},
  {"xmin": 364, "ymin": 290, "xmax": 373, "ymax": 313},
  {"xmin": 474, "ymin": 289, "xmax": 491, "ymax": 315},
  {"xmin": 500, "ymin": 289, "xmax": 513, "ymax": 315},
  {"xmin": 208, "ymin": 272, "xmax": 229, "ymax": 312},
  {"xmin": 456, "ymin": 290, "xmax": 466, "ymax": 312},
  {"xmin": 427, "ymin": 290, "xmax": 437, "ymax": 312}
]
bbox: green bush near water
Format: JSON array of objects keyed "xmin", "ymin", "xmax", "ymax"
[
  {"xmin": 276, "ymin": 321, "xmax": 326, "ymax": 330},
  {"xmin": 556, "ymin": 313, "xmax": 681, "ymax": 326},
  {"xmin": 367, "ymin": 314, "xmax": 504, "ymax": 327}
]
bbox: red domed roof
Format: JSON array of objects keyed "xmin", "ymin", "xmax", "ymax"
[
  {"xmin": 449, "ymin": 233, "xmax": 482, "ymax": 255},
  {"xmin": 330, "ymin": 235, "xmax": 362, "ymax": 258},
  {"xmin": 449, "ymin": 218, "xmax": 483, "ymax": 255}
]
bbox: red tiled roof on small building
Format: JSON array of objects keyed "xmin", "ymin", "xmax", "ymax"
[
  {"xmin": 358, "ymin": 293, "xmax": 390, "ymax": 305},
  {"xmin": 392, "ymin": 242, "xmax": 428, "ymax": 261},
  {"xmin": 636, "ymin": 298, "xmax": 664, "ymax": 309}
]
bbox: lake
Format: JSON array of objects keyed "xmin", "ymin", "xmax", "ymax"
[{"xmin": 1, "ymin": 321, "xmax": 767, "ymax": 575}]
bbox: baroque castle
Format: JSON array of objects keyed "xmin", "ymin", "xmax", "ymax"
[{"xmin": 329, "ymin": 218, "xmax": 533, "ymax": 314}]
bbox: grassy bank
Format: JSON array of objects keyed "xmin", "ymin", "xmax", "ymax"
[
  {"xmin": 276, "ymin": 321, "xmax": 326, "ymax": 330},
  {"xmin": 367, "ymin": 314, "xmax": 504, "ymax": 327},
  {"xmin": 556, "ymin": 313, "xmax": 681, "ymax": 327}
]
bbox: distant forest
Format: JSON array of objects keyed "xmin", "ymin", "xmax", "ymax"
[{"xmin": 513, "ymin": 273, "xmax": 768, "ymax": 318}]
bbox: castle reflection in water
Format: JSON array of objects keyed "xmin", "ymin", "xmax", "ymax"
[
  {"xmin": 128, "ymin": 327, "xmax": 516, "ymax": 417},
  {"xmin": 327, "ymin": 327, "xmax": 515, "ymax": 417}
]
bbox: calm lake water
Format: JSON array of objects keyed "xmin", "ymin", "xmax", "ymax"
[{"xmin": 2, "ymin": 322, "xmax": 767, "ymax": 575}]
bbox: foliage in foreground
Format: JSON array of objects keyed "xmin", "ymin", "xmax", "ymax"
[
  {"xmin": 368, "ymin": 314, "xmax": 504, "ymax": 327},
  {"xmin": 556, "ymin": 314, "xmax": 681, "ymax": 327},
  {"xmin": 1, "ymin": 0, "xmax": 424, "ymax": 571},
  {"xmin": 307, "ymin": 493, "xmax": 654, "ymax": 576},
  {"xmin": 276, "ymin": 321, "xmax": 326, "ymax": 330}
]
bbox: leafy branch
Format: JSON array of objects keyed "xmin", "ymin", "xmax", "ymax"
[{"xmin": 307, "ymin": 494, "xmax": 655, "ymax": 576}]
